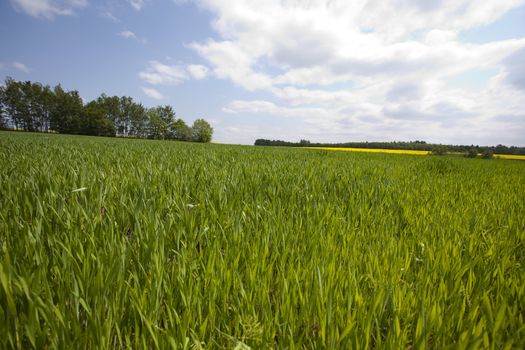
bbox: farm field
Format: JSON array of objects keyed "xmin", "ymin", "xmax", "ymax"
[
  {"xmin": 1, "ymin": 131, "xmax": 524, "ymax": 349},
  {"xmin": 307, "ymin": 146, "xmax": 525, "ymax": 160},
  {"xmin": 495, "ymin": 154, "xmax": 525, "ymax": 160},
  {"xmin": 306, "ymin": 147, "xmax": 430, "ymax": 155}
]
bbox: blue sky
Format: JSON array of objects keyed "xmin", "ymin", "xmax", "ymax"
[{"xmin": 1, "ymin": 0, "xmax": 525, "ymax": 146}]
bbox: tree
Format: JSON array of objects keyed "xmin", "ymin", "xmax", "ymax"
[
  {"xmin": 481, "ymin": 148, "xmax": 494, "ymax": 159},
  {"xmin": 38, "ymin": 85, "xmax": 54, "ymax": 132},
  {"xmin": 431, "ymin": 145, "xmax": 448, "ymax": 156},
  {"xmin": 89, "ymin": 94, "xmax": 122, "ymax": 137},
  {"xmin": 2, "ymin": 77, "xmax": 26, "ymax": 130},
  {"xmin": 19, "ymin": 81, "xmax": 36, "ymax": 131},
  {"xmin": 23, "ymin": 81, "xmax": 53, "ymax": 132},
  {"xmin": 0, "ymin": 77, "xmax": 218, "ymax": 143},
  {"xmin": 494, "ymin": 144, "xmax": 508, "ymax": 155},
  {"xmin": 465, "ymin": 147, "xmax": 478, "ymax": 158},
  {"xmin": 128, "ymin": 102, "xmax": 148, "ymax": 138},
  {"xmin": 114, "ymin": 96, "xmax": 147, "ymax": 137},
  {"xmin": 116, "ymin": 96, "xmax": 132, "ymax": 137},
  {"xmin": 170, "ymin": 118, "xmax": 192, "ymax": 141},
  {"xmin": 191, "ymin": 118, "xmax": 213, "ymax": 143},
  {"xmin": 50, "ymin": 85, "xmax": 83, "ymax": 134},
  {"xmin": 158, "ymin": 105, "xmax": 176, "ymax": 139},
  {"xmin": 0, "ymin": 84, "xmax": 6, "ymax": 129},
  {"xmin": 81, "ymin": 102, "xmax": 115, "ymax": 136},
  {"xmin": 147, "ymin": 106, "xmax": 175, "ymax": 139},
  {"xmin": 299, "ymin": 139, "xmax": 311, "ymax": 146},
  {"xmin": 147, "ymin": 108, "xmax": 167, "ymax": 139}
]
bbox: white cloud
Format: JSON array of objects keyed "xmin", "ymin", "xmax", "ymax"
[
  {"xmin": 10, "ymin": 0, "xmax": 87, "ymax": 19},
  {"xmin": 501, "ymin": 47, "xmax": 525, "ymax": 90},
  {"xmin": 142, "ymin": 87, "xmax": 164, "ymax": 100},
  {"xmin": 190, "ymin": 0, "xmax": 525, "ymax": 145},
  {"xmin": 356, "ymin": 0, "xmax": 524, "ymax": 39},
  {"xmin": 187, "ymin": 64, "xmax": 209, "ymax": 80},
  {"xmin": 12, "ymin": 61, "xmax": 30, "ymax": 73},
  {"xmin": 139, "ymin": 61, "xmax": 188, "ymax": 85},
  {"xmin": 140, "ymin": 61, "xmax": 213, "ymax": 85},
  {"xmin": 99, "ymin": 10, "xmax": 120, "ymax": 23},
  {"xmin": 190, "ymin": 40, "xmax": 273, "ymax": 90},
  {"xmin": 118, "ymin": 30, "xmax": 147, "ymax": 43},
  {"xmin": 224, "ymin": 100, "xmax": 280, "ymax": 114},
  {"xmin": 128, "ymin": 0, "xmax": 144, "ymax": 11},
  {"xmin": 118, "ymin": 30, "xmax": 136, "ymax": 39}
]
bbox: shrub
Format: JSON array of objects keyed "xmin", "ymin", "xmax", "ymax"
[
  {"xmin": 481, "ymin": 149, "xmax": 494, "ymax": 159},
  {"xmin": 465, "ymin": 148, "xmax": 478, "ymax": 158},
  {"xmin": 431, "ymin": 145, "xmax": 448, "ymax": 156}
]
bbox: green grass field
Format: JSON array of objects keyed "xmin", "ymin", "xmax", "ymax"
[{"xmin": 1, "ymin": 131, "xmax": 524, "ymax": 349}]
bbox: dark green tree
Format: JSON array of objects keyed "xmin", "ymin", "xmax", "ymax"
[
  {"xmin": 38, "ymin": 85, "xmax": 54, "ymax": 132},
  {"xmin": 50, "ymin": 85, "xmax": 83, "ymax": 134},
  {"xmin": 0, "ymin": 77, "xmax": 217, "ymax": 143},
  {"xmin": 94, "ymin": 94, "xmax": 120, "ymax": 133},
  {"xmin": 481, "ymin": 148, "xmax": 494, "ymax": 159},
  {"xmin": 2, "ymin": 78, "xmax": 26, "ymax": 130},
  {"xmin": 19, "ymin": 81, "xmax": 36, "ymax": 131},
  {"xmin": 299, "ymin": 139, "xmax": 311, "ymax": 146},
  {"xmin": 147, "ymin": 106, "xmax": 175, "ymax": 139},
  {"xmin": 170, "ymin": 118, "xmax": 192, "ymax": 141},
  {"xmin": 128, "ymin": 102, "xmax": 148, "ymax": 138},
  {"xmin": 191, "ymin": 118, "xmax": 213, "ymax": 143},
  {"xmin": 465, "ymin": 147, "xmax": 478, "ymax": 158},
  {"xmin": 0, "ymin": 84, "xmax": 6, "ymax": 129},
  {"xmin": 81, "ymin": 102, "xmax": 116, "ymax": 136},
  {"xmin": 23, "ymin": 82, "xmax": 54, "ymax": 132},
  {"xmin": 147, "ymin": 108, "xmax": 167, "ymax": 139},
  {"xmin": 117, "ymin": 96, "xmax": 146, "ymax": 137},
  {"xmin": 158, "ymin": 105, "xmax": 176, "ymax": 138},
  {"xmin": 431, "ymin": 145, "xmax": 448, "ymax": 156}
]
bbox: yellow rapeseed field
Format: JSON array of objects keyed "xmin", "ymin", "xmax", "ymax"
[
  {"xmin": 308, "ymin": 147, "xmax": 525, "ymax": 160},
  {"xmin": 495, "ymin": 154, "xmax": 525, "ymax": 160},
  {"xmin": 308, "ymin": 147, "xmax": 430, "ymax": 155}
]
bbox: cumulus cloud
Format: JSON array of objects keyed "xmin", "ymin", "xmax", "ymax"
[
  {"xmin": 190, "ymin": 40, "xmax": 272, "ymax": 90},
  {"xmin": 139, "ymin": 61, "xmax": 188, "ymax": 85},
  {"xmin": 118, "ymin": 30, "xmax": 136, "ymax": 39},
  {"xmin": 118, "ymin": 30, "xmax": 146, "ymax": 43},
  {"xmin": 139, "ymin": 61, "xmax": 213, "ymax": 85},
  {"xmin": 189, "ymin": 0, "xmax": 525, "ymax": 145},
  {"xmin": 128, "ymin": 0, "xmax": 144, "ymax": 11},
  {"xmin": 12, "ymin": 61, "xmax": 30, "ymax": 73},
  {"xmin": 99, "ymin": 10, "xmax": 120, "ymax": 23},
  {"xmin": 187, "ymin": 64, "xmax": 209, "ymax": 80},
  {"xmin": 502, "ymin": 47, "xmax": 525, "ymax": 90},
  {"xmin": 10, "ymin": 0, "xmax": 87, "ymax": 19},
  {"xmin": 142, "ymin": 87, "xmax": 164, "ymax": 100}
]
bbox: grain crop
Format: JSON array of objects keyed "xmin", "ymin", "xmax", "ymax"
[{"xmin": 1, "ymin": 131, "xmax": 524, "ymax": 349}]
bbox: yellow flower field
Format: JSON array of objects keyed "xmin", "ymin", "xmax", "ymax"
[
  {"xmin": 495, "ymin": 154, "xmax": 525, "ymax": 160},
  {"xmin": 307, "ymin": 147, "xmax": 525, "ymax": 160},
  {"xmin": 307, "ymin": 147, "xmax": 430, "ymax": 155}
]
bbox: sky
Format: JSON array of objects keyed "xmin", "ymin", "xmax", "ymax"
[{"xmin": 1, "ymin": 0, "xmax": 525, "ymax": 146}]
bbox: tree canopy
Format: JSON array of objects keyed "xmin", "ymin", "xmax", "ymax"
[
  {"xmin": 0, "ymin": 77, "xmax": 213, "ymax": 143},
  {"xmin": 191, "ymin": 119, "xmax": 213, "ymax": 143}
]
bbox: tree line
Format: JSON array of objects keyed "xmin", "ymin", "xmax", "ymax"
[
  {"xmin": 0, "ymin": 77, "xmax": 213, "ymax": 142},
  {"xmin": 254, "ymin": 139, "xmax": 525, "ymax": 155}
]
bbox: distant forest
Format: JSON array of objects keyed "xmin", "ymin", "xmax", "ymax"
[
  {"xmin": 0, "ymin": 77, "xmax": 213, "ymax": 142},
  {"xmin": 255, "ymin": 139, "xmax": 525, "ymax": 155}
]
